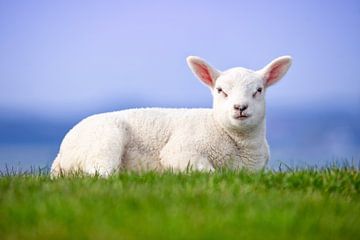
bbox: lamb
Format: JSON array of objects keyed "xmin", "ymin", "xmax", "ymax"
[{"xmin": 51, "ymin": 55, "xmax": 292, "ymax": 176}]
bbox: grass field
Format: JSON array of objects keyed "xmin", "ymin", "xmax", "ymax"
[{"xmin": 0, "ymin": 168, "xmax": 359, "ymax": 240}]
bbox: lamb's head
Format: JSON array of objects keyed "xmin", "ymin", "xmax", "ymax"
[{"xmin": 187, "ymin": 56, "xmax": 292, "ymax": 132}]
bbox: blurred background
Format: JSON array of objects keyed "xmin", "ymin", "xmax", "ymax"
[{"xmin": 0, "ymin": 0, "xmax": 359, "ymax": 171}]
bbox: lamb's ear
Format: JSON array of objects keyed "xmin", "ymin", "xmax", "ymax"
[
  {"xmin": 259, "ymin": 56, "xmax": 292, "ymax": 87},
  {"xmin": 187, "ymin": 56, "xmax": 220, "ymax": 88}
]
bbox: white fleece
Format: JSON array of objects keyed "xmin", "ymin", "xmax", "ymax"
[{"xmin": 51, "ymin": 55, "xmax": 292, "ymax": 176}]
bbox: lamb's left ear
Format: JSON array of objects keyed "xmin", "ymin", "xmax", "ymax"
[
  {"xmin": 187, "ymin": 56, "xmax": 220, "ymax": 88},
  {"xmin": 259, "ymin": 56, "xmax": 292, "ymax": 87}
]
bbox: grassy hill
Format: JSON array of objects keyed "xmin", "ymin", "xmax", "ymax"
[{"xmin": 0, "ymin": 169, "xmax": 359, "ymax": 239}]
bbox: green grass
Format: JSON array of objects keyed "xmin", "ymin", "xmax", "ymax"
[{"xmin": 1, "ymin": 169, "xmax": 360, "ymax": 239}]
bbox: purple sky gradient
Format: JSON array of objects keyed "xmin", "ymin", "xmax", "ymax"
[{"xmin": 0, "ymin": 0, "xmax": 359, "ymax": 117}]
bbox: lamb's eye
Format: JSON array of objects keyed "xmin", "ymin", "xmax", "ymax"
[
  {"xmin": 216, "ymin": 87, "xmax": 228, "ymax": 97},
  {"xmin": 253, "ymin": 87, "xmax": 263, "ymax": 97}
]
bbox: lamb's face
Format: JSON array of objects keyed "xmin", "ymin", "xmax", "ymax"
[
  {"xmin": 212, "ymin": 68, "xmax": 266, "ymax": 131},
  {"xmin": 187, "ymin": 55, "xmax": 292, "ymax": 132}
]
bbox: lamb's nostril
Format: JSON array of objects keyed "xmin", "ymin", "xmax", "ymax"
[
  {"xmin": 234, "ymin": 104, "xmax": 248, "ymax": 111},
  {"xmin": 240, "ymin": 105, "xmax": 248, "ymax": 111}
]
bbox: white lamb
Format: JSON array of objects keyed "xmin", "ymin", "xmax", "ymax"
[{"xmin": 51, "ymin": 55, "xmax": 292, "ymax": 176}]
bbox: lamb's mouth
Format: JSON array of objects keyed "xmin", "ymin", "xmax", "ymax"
[{"xmin": 233, "ymin": 113, "xmax": 251, "ymax": 120}]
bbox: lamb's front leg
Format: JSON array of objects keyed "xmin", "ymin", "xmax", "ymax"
[
  {"xmin": 160, "ymin": 146, "xmax": 214, "ymax": 172},
  {"xmin": 192, "ymin": 157, "xmax": 215, "ymax": 172}
]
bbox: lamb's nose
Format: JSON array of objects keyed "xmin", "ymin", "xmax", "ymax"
[{"xmin": 234, "ymin": 104, "xmax": 248, "ymax": 112}]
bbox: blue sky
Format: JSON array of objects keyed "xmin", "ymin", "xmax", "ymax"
[{"xmin": 0, "ymin": 0, "xmax": 359, "ymax": 118}]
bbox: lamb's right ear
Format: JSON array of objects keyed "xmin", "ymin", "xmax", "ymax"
[{"xmin": 187, "ymin": 56, "xmax": 220, "ymax": 88}]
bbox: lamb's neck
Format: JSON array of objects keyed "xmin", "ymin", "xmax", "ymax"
[
  {"xmin": 230, "ymin": 120, "xmax": 266, "ymax": 144},
  {"xmin": 215, "ymin": 117, "xmax": 267, "ymax": 147}
]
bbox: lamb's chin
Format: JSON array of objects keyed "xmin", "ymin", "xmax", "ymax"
[
  {"xmin": 227, "ymin": 119, "xmax": 249, "ymax": 129},
  {"xmin": 227, "ymin": 117, "xmax": 262, "ymax": 131}
]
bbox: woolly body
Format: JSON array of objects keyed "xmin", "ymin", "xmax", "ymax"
[
  {"xmin": 51, "ymin": 55, "xmax": 292, "ymax": 176},
  {"xmin": 51, "ymin": 108, "xmax": 269, "ymax": 175}
]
